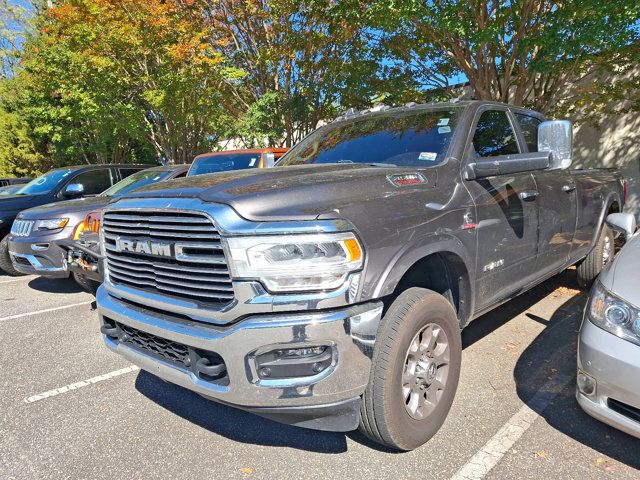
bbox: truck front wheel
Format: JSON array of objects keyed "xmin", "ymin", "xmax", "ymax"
[{"xmin": 359, "ymin": 287, "xmax": 462, "ymax": 450}]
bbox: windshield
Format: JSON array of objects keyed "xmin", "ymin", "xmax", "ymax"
[
  {"xmin": 279, "ymin": 108, "xmax": 463, "ymax": 168},
  {"xmin": 101, "ymin": 169, "xmax": 171, "ymax": 196},
  {"xmin": 188, "ymin": 153, "xmax": 262, "ymax": 176},
  {"xmin": 15, "ymin": 168, "xmax": 75, "ymax": 195}
]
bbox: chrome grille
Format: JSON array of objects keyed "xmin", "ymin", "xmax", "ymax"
[
  {"xmin": 103, "ymin": 210, "xmax": 233, "ymax": 305},
  {"xmin": 11, "ymin": 219, "xmax": 34, "ymax": 237}
]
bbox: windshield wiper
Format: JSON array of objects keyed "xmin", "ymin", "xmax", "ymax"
[{"xmin": 332, "ymin": 160, "xmax": 397, "ymax": 167}]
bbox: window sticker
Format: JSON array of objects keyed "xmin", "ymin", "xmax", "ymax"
[
  {"xmin": 438, "ymin": 126, "xmax": 451, "ymax": 134},
  {"xmin": 438, "ymin": 118, "xmax": 450, "ymax": 126},
  {"xmin": 249, "ymin": 157, "xmax": 258, "ymax": 167},
  {"xmin": 418, "ymin": 152, "xmax": 438, "ymax": 162}
]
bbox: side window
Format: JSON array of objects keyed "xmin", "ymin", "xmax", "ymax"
[
  {"xmin": 70, "ymin": 169, "xmax": 114, "ymax": 195},
  {"xmin": 472, "ymin": 110, "xmax": 520, "ymax": 157},
  {"xmin": 514, "ymin": 114, "xmax": 542, "ymax": 152},
  {"xmin": 173, "ymin": 171, "xmax": 187, "ymax": 178},
  {"xmin": 118, "ymin": 168, "xmax": 142, "ymax": 180}
]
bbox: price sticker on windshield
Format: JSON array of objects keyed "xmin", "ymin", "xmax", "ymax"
[{"xmin": 418, "ymin": 152, "xmax": 438, "ymax": 162}]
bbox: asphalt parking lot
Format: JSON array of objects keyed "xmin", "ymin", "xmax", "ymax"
[{"xmin": 1, "ymin": 270, "xmax": 639, "ymax": 480}]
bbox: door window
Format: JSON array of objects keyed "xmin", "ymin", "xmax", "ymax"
[
  {"xmin": 118, "ymin": 167, "xmax": 144, "ymax": 180},
  {"xmin": 472, "ymin": 110, "xmax": 520, "ymax": 157},
  {"xmin": 70, "ymin": 169, "xmax": 114, "ymax": 195},
  {"xmin": 514, "ymin": 114, "xmax": 542, "ymax": 152}
]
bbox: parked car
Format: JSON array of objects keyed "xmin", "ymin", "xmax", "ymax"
[
  {"xmin": 7, "ymin": 164, "xmax": 188, "ymax": 283},
  {"xmin": 577, "ymin": 212, "xmax": 640, "ymax": 438},
  {"xmin": 59, "ymin": 149, "xmax": 289, "ymax": 289},
  {"xmin": 0, "ymin": 164, "xmax": 148, "ymax": 276},
  {"xmin": 0, "ymin": 177, "xmax": 32, "ymax": 187},
  {"xmin": 187, "ymin": 148, "xmax": 288, "ymax": 176},
  {"xmin": 94, "ymin": 101, "xmax": 624, "ymax": 450}
]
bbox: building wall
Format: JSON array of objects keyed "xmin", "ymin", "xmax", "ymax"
[{"xmin": 572, "ymin": 111, "xmax": 640, "ymax": 218}]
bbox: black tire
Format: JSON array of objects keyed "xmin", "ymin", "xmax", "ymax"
[
  {"xmin": 359, "ymin": 287, "xmax": 462, "ymax": 451},
  {"xmin": 72, "ymin": 272, "xmax": 99, "ymax": 295},
  {"xmin": 0, "ymin": 234, "xmax": 26, "ymax": 276},
  {"xmin": 577, "ymin": 225, "xmax": 614, "ymax": 288}
]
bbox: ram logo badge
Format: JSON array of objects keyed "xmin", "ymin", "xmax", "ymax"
[{"xmin": 114, "ymin": 237, "xmax": 172, "ymax": 257}]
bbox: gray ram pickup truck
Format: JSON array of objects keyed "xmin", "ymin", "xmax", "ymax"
[{"xmin": 96, "ymin": 101, "xmax": 624, "ymax": 450}]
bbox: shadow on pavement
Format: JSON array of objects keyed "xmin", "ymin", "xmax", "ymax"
[
  {"xmin": 462, "ymin": 270, "xmax": 579, "ymax": 350},
  {"xmin": 27, "ymin": 276, "xmax": 83, "ymax": 294},
  {"xmin": 134, "ymin": 370, "xmax": 349, "ymax": 454},
  {"xmin": 512, "ymin": 278, "xmax": 640, "ymax": 468}
]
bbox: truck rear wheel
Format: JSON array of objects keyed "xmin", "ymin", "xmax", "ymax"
[
  {"xmin": 0, "ymin": 235, "xmax": 26, "ymax": 276},
  {"xmin": 576, "ymin": 225, "xmax": 614, "ymax": 288},
  {"xmin": 359, "ymin": 287, "xmax": 462, "ymax": 450}
]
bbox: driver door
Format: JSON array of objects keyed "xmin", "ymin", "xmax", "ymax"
[{"xmin": 464, "ymin": 108, "xmax": 540, "ymax": 311}]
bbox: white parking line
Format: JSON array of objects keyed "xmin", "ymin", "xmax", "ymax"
[
  {"xmin": 0, "ymin": 276, "xmax": 35, "ymax": 284},
  {"xmin": 0, "ymin": 301, "xmax": 93, "ymax": 322},
  {"xmin": 451, "ymin": 358, "xmax": 574, "ymax": 480},
  {"xmin": 24, "ymin": 366, "xmax": 140, "ymax": 404}
]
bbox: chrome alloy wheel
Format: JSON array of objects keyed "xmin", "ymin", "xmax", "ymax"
[
  {"xmin": 402, "ymin": 323, "xmax": 450, "ymax": 420},
  {"xmin": 603, "ymin": 234, "xmax": 612, "ymax": 265}
]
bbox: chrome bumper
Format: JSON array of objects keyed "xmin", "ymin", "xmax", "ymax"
[
  {"xmin": 97, "ymin": 286, "xmax": 382, "ymax": 425},
  {"xmin": 576, "ymin": 317, "xmax": 640, "ymax": 439}
]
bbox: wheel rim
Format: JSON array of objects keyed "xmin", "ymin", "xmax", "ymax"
[
  {"xmin": 603, "ymin": 235, "xmax": 612, "ymax": 265},
  {"xmin": 401, "ymin": 323, "xmax": 450, "ymax": 420}
]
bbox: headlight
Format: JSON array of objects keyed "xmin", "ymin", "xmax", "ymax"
[
  {"xmin": 226, "ymin": 232, "xmax": 363, "ymax": 292},
  {"xmin": 587, "ymin": 281, "xmax": 640, "ymax": 347},
  {"xmin": 34, "ymin": 218, "xmax": 69, "ymax": 231}
]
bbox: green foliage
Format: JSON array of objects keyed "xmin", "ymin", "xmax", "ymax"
[
  {"xmin": 0, "ymin": 0, "xmax": 638, "ymax": 174},
  {"xmin": 369, "ymin": 0, "xmax": 640, "ymax": 113}
]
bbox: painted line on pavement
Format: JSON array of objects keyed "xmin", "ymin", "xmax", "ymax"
[
  {"xmin": 24, "ymin": 366, "xmax": 140, "ymax": 404},
  {"xmin": 0, "ymin": 301, "xmax": 93, "ymax": 323},
  {"xmin": 0, "ymin": 276, "xmax": 35, "ymax": 284},
  {"xmin": 450, "ymin": 324, "xmax": 577, "ymax": 480}
]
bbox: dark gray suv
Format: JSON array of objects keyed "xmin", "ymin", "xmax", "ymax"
[{"xmin": 7, "ymin": 165, "xmax": 188, "ymax": 280}]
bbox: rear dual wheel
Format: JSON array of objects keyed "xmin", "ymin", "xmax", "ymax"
[{"xmin": 359, "ymin": 288, "xmax": 462, "ymax": 451}]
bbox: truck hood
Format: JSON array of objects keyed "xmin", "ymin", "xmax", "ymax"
[
  {"xmin": 120, "ymin": 164, "xmax": 436, "ymax": 221},
  {"xmin": 600, "ymin": 233, "xmax": 640, "ymax": 308},
  {"xmin": 0, "ymin": 194, "xmax": 49, "ymax": 217},
  {"xmin": 17, "ymin": 196, "xmax": 112, "ymax": 220}
]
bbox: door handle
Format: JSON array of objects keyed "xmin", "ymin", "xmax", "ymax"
[
  {"xmin": 519, "ymin": 190, "xmax": 539, "ymax": 201},
  {"xmin": 562, "ymin": 184, "xmax": 576, "ymax": 193}
]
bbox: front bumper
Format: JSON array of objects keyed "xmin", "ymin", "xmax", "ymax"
[
  {"xmin": 8, "ymin": 233, "xmax": 70, "ymax": 278},
  {"xmin": 97, "ymin": 286, "xmax": 383, "ymax": 431},
  {"xmin": 576, "ymin": 316, "xmax": 640, "ymax": 438}
]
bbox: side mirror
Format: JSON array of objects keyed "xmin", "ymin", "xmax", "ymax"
[
  {"xmin": 262, "ymin": 152, "xmax": 276, "ymax": 168},
  {"xmin": 606, "ymin": 213, "xmax": 636, "ymax": 240},
  {"xmin": 538, "ymin": 120, "xmax": 572, "ymax": 170},
  {"xmin": 62, "ymin": 183, "xmax": 85, "ymax": 199}
]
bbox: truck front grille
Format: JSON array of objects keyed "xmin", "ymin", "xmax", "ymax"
[{"xmin": 103, "ymin": 210, "xmax": 233, "ymax": 306}]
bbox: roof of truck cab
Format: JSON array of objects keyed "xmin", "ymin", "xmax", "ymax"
[
  {"xmin": 332, "ymin": 100, "xmax": 544, "ymax": 123},
  {"xmin": 193, "ymin": 148, "xmax": 288, "ymax": 160}
]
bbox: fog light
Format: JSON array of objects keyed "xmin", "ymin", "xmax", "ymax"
[
  {"xmin": 255, "ymin": 346, "xmax": 332, "ymax": 379},
  {"xmin": 577, "ymin": 370, "xmax": 596, "ymax": 397},
  {"xmin": 276, "ymin": 346, "xmax": 326, "ymax": 358}
]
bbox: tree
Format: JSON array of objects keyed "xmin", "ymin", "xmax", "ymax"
[
  {"xmin": 24, "ymin": 0, "xmax": 244, "ymax": 164},
  {"xmin": 371, "ymin": 0, "xmax": 640, "ymax": 113},
  {"xmin": 207, "ymin": 0, "xmax": 380, "ymax": 147}
]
